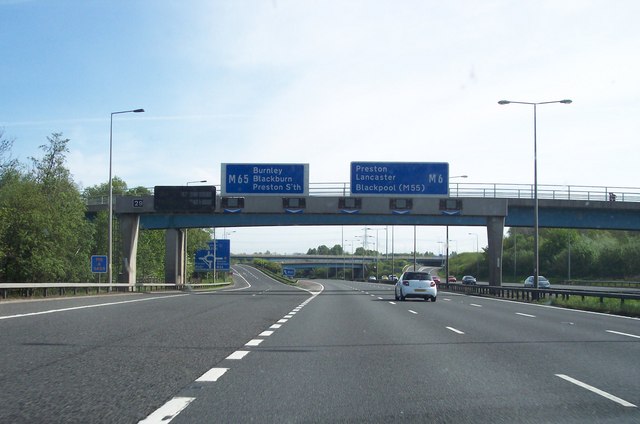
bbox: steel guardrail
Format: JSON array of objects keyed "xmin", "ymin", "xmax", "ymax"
[
  {"xmin": 445, "ymin": 283, "xmax": 640, "ymax": 305},
  {"xmin": 0, "ymin": 282, "xmax": 232, "ymax": 299}
]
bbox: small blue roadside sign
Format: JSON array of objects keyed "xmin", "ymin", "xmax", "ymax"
[
  {"xmin": 222, "ymin": 163, "xmax": 309, "ymax": 196},
  {"xmin": 91, "ymin": 255, "xmax": 108, "ymax": 273},
  {"xmin": 350, "ymin": 162, "xmax": 449, "ymax": 196},
  {"xmin": 283, "ymin": 268, "xmax": 296, "ymax": 277},
  {"xmin": 195, "ymin": 239, "xmax": 231, "ymax": 271}
]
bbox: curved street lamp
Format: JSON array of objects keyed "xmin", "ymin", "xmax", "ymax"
[
  {"xmin": 498, "ymin": 99, "xmax": 572, "ymax": 290},
  {"xmin": 108, "ymin": 108, "xmax": 144, "ymax": 286}
]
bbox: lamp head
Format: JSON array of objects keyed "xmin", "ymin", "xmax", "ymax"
[
  {"xmin": 498, "ymin": 100, "xmax": 510, "ymax": 105},
  {"xmin": 560, "ymin": 99, "xmax": 572, "ymax": 104},
  {"xmin": 133, "ymin": 109, "xmax": 145, "ymax": 113}
]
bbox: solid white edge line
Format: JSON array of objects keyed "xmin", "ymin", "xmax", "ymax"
[
  {"xmin": 555, "ymin": 374, "xmax": 637, "ymax": 407},
  {"xmin": 446, "ymin": 326, "xmax": 465, "ymax": 334},
  {"xmin": 0, "ymin": 294, "xmax": 189, "ymax": 321},
  {"xmin": 606, "ymin": 330, "xmax": 640, "ymax": 339},
  {"xmin": 138, "ymin": 396, "xmax": 196, "ymax": 424},
  {"xmin": 224, "ymin": 267, "xmax": 252, "ymax": 291},
  {"xmin": 195, "ymin": 367, "xmax": 229, "ymax": 382},
  {"xmin": 226, "ymin": 350, "xmax": 250, "ymax": 360}
]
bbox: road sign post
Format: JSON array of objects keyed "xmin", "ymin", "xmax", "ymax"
[
  {"xmin": 195, "ymin": 240, "xmax": 231, "ymax": 272},
  {"xmin": 91, "ymin": 255, "xmax": 108, "ymax": 273}
]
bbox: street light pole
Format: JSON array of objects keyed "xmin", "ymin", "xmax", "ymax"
[
  {"xmin": 498, "ymin": 99, "xmax": 571, "ymax": 290},
  {"xmin": 108, "ymin": 108, "xmax": 144, "ymax": 287}
]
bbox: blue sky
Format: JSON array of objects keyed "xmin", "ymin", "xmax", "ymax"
[{"xmin": 2, "ymin": 0, "xmax": 639, "ymax": 255}]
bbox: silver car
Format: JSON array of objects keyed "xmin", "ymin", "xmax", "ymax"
[
  {"xmin": 395, "ymin": 271, "xmax": 437, "ymax": 302},
  {"xmin": 524, "ymin": 275, "xmax": 551, "ymax": 288}
]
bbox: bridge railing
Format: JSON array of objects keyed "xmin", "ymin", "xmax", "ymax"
[
  {"xmin": 85, "ymin": 182, "xmax": 640, "ymax": 205},
  {"xmin": 312, "ymin": 182, "xmax": 640, "ymax": 202}
]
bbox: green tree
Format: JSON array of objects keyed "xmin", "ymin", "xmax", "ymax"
[
  {"xmin": 0, "ymin": 133, "xmax": 94, "ymax": 282},
  {"xmin": 317, "ymin": 245, "xmax": 331, "ymax": 255},
  {"xmin": 329, "ymin": 244, "xmax": 343, "ymax": 255},
  {"xmin": 0, "ymin": 129, "xmax": 19, "ymax": 173}
]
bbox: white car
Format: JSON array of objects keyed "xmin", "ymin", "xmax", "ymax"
[
  {"xmin": 394, "ymin": 271, "xmax": 437, "ymax": 302},
  {"xmin": 524, "ymin": 275, "xmax": 551, "ymax": 289}
]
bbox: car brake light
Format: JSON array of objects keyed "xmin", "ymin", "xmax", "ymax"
[{"xmin": 402, "ymin": 281, "xmax": 409, "ymax": 286}]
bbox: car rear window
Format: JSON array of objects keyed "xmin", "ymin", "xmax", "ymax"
[{"xmin": 404, "ymin": 272, "xmax": 431, "ymax": 280}]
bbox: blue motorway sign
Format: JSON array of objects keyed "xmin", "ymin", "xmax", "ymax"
[
  {"xmin": 222, "ymin": 163, "xmax": 309, "ymax": 196},
  {"xmin": 350, "ymin": 162, "xmax": 449, "ymax": 196},
  {"xmin": 91, "ymin": 255, "xmax": 108, "ymax": 273},
  {"xmin": 283, "ymin": 268, "xmax": 296, "ymax": 277},
  {"xmin": 195, "ymin": 239, "xmax": 231, "ymax": 271}
]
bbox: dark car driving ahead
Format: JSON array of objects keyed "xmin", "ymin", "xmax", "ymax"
[{"xmin": 462, "ymin": 275, "xmax": 477, "ymax": 285}]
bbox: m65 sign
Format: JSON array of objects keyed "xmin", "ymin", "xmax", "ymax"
[
  {"xmin": 221, "ymin": 163, "xmax": 309, "ymax": 196},
  {"xmin": 350, "ymin": 162, "xmax": 449, "ymax": 196}
]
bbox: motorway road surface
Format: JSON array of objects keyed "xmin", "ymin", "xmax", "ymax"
[{"xmin": 0, "ymin": 264, "xmax": 638, "ymax": 423}]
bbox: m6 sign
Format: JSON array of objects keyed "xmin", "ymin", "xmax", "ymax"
[{"xmin": 350, "ymin": 162, "xmax": 449, "ymax": 196}]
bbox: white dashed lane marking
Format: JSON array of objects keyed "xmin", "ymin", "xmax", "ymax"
[
  {"xmin": 138, "ymin": 397, "xmax": 195, "ymax": 424},
  {"xmin": 195, "ymin": 368, "xmax": 228, "ymax": 382},
  {"xmin": 226, "ymin": 350, "xmax": 250, "ymax": 360},
  {"xmin": 139, "ymin": 285, "xmax": 325, "ymax": 423}
]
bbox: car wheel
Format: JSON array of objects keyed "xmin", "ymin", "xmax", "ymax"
[
  {"xmin": 394, "ymin": 289, "xmax": 399, "ymax": 301},
  {"xmin": 399, "ymin": 289, "xmax": 406, "ymax": 301},
  {"xmin": 432, "ymin": 296, "xmax": 437, "ymax": 302}
]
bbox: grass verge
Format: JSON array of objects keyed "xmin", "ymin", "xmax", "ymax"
[{"xmin": 538, "ymin": 296, "xmax": 640, "ymax": 318}]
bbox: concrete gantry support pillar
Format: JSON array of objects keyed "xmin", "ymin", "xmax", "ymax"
[
  {"xmin": 118, "ymin": 214, "xmax": 140, "ymax": 287},
  {"xmin": 165, "ymin": 229, "xmax": 186, "ymax": 285},
  {"xmin": 486, "ymin": 216, "xmax": 505, "ymax": 286}
]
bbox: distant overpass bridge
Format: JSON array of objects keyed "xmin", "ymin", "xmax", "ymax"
[
  {"xmin": 233, "ymin": 254, "xmax": 444, "ymax": 273},
  {"xmin": 94, "ymin": 182, "xmax": 640, "ymax": 286}
]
